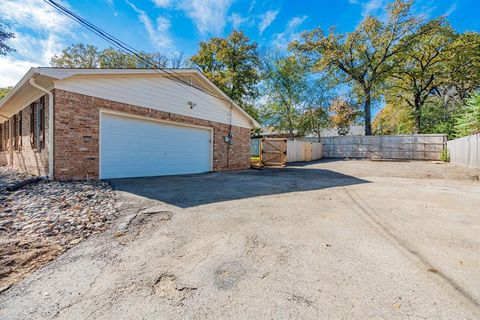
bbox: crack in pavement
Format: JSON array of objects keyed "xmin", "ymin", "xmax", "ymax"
[{"xmin": 339, "ymin": 186, "xmax": 480, "ymax": 312}]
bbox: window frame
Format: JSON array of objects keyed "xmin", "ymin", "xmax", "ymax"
[
  {"xmin": 29, "ymin": 96, "xmax": 46, "ymax": 150},
  {"xmin": 0, "ymin": 122, "xmax": 3, "ymax": 152}
]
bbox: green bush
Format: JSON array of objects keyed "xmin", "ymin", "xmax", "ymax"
[
  {"xmin": 454, "ymin": 92, "xmax": 480, "ymax": 138},
  {"xmin": 440, "ymin": 149, "xmax": 450, "ymax": 162}
]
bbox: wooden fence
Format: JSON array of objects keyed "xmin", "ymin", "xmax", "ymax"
[
  {"xmin": 447, "ymin": 134, "xmax": 480, "ymax": 169},
  {"xmin": 287, "ymin": 140, "xmax": 323, "ymax": 162},
  {"xmin": 261, "ymin": 138, "xmax": 287, "ymax": 166},
  {"xmin": 319, "ymin": 134, "xmax": 446, "ymax": 160}
]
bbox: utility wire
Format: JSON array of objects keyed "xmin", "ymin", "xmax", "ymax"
[{"xmin": 42, "ymin": 0, "xmax": 232, "ymax": 105}]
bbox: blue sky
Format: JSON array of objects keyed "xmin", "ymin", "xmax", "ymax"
[{"xmin": 0, "ymin": 0, "xmax": 478, "ymax": 87}]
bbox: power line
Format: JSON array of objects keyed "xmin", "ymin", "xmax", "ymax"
[{"xmin": 42, "ymin": 0, "xmax": 232, "ymax": 106}]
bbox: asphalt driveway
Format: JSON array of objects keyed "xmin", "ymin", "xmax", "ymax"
[{"xmin": 1, "ymin": 160, "xmax": 480, "ymax": 319}]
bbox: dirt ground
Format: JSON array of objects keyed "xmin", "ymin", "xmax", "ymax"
[{"xmin": 1, "ymin": 159, "xmax": 479, "ymax": 319}]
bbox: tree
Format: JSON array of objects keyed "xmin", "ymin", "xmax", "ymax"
[
  {"xmin": 372, "ymin": 102, "xmax": 415, "ymax": 135},
  {"xmin": 191, "ymin": 31, "xmax": 260, "ymax": 118},
  {"xmin": 291, "ymin": 0, "xmax": 424, "ymax": 135},
  {"xmin": 98, "ymin": 48, "xmax": 139, "ymax": 68},
  {"xmin": 51, "ymin": 43, "xmax": 185, "ymax": 69},
  {"xmin": 0, "ymin": 86, "xmax": 12, "ymax": 100},
  {"xmin": 259, "ymin": 55, "xmax": 309, "ymax": 138},
  {"xmin": 454, "ymin": 93, "xmax": 480, "ymax": 137},
  {"xmin": 329, "ymin": 99, "xmax": 359, "ymax": 135},
  {"xmin": 387, "ymin": 18, "xmax": 455, "ymax": 133},
  {"xmin": 0, "ymin": 20, "xmax": 15, "ymax": 56},
  {"xmin": 51, "ymin": 44, "xmax": 100, "ymax": 68},
  {"xmin": 298, "ymin": 75, "xmax": 335, "ymax": 141},
  {"xmin": 299, "ymin": 107, "xmax": 330, "ymax": 141},
  {"xmin": 439, "ymin": 32, "xmax": 480, "ymax": 103}
]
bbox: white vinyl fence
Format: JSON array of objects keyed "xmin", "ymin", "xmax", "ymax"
[
  {"xmin": 251, "ymin": 138, "xmax": 261, "ymax": 156},
  {"xmin": 447, "ymin": 134, "xmax": 480, "ymax": 169},
  {"xmin": 319, "ymin": 134, "xmax": 446, "ymax": 160},
  {"xmin": 287, "ymin": 140, "xmax": 323, "ymax": 162}
]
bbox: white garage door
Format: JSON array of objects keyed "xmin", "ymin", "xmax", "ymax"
[{"xmin": 100, "ymin": 113, "xmax": 212, "ymax": 179}]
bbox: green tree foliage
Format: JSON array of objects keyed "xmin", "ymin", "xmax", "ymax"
[
  {"xmin": 372, "ymin": 102, "xmax": 415, "ymax": 135},
  {"xmin": 441, "ymin": 33, "xmax": 480, "ymax": 103},
  {"xmin": 259, "ymin": 56, "xmax": 309, "ymax": 138},
  {"xmin": 291, "ymin": 0, "xmax": 422, "ymax": 135},
  {"xmin": 0, "ymin": 86, "xmax": 12, "ymax": 100},
  {"xmin": 387, "ymin": 18, "xmax": 455, "ymax": 132},
  {"xmin": 51, "ymin": 43, "xmax": 186, "ymax": 69},
  {"xmin": 191, "ymin": 31, "xmax": 260, "ymax": 118},
  {"xmin": 0, "ymin": 20, "xmax": 15, "ymax": 56},
  {"xmin": 51, "ymin": 44, "xmax": 100, "ymax": 68},
  {"xmin": 298, "ymin": 75, "xmax": 335, "ymax": 140},
  {"xmin": 299, "ymin": 107, "xmax": 330, "ymax": 141},
  {"xmin": 98, "ymin": 48, "xmax": 140, "ymax": 68},
  {"xmin": 329, "ymin": 99, "xmax": 359, "ymax": 135},
  {"xmin": 418, "ymin": 98, "xmax": 461, "ymax": 139},
  {"xmin": 454, "ymin": 93, "xmax": 480, "ymax": 137}
]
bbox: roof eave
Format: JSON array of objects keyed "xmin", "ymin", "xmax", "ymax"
[
  {"xmin": 0, "ymin": 67, "xmax": 38, "ymax": 110},
  {"xmin": 191, "ymin": 69, "xmax": 261, "ymax": 128}
]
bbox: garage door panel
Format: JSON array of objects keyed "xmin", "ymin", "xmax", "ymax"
[{"xmin": 100, "ymin": 113, "xmax": 211, "ymax": 179}]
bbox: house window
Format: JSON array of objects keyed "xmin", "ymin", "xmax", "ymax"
[
  {"xmin": 12, "ymin": 112, "xmax": 22, "ymax": 151},
  {"xmin": 0, "ymin": 122, "xmax": 3, "ymax": 151},
  {"xmin": 1, "ymin": 121, "xmax": 9, "ymax": 151},
  {"xmin": 29, "ymin": 96, "xmax": 46, "ymax": 150}
]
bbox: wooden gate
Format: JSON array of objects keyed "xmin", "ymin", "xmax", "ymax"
[{"xmin": 261, "ymin": 138, "xmax": 287, "ymax": 166}]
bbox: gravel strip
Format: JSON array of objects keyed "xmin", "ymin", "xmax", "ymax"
[{"xmin": 0, "ymin": 166, "xmax": 117, "ymax": 290}]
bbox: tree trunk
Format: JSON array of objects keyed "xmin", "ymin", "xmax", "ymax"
[
  {"xmin": 413, "ymin": 95, "xmax": 421, "ymax": 134},
  {"xmin": 364, "ymin": 92, "xmax": 372, "ymax": 135},
  {"xmin": 414, "ymin": 106, "xmax": 421, "ymax": 134},
  {"xmin": 286, "ymin": 105, "xmax": 295, "ymax": 139}
]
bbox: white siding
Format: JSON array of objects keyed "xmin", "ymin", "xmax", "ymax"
[
  {"xmin": 100, "ymin": 113, "xmax": 212, "ymax": 179},
  {"xmin": 55, "ymin": 75, "xmax": 252, "ymax": 128}
]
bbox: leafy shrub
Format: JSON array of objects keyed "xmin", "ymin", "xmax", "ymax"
[{"xmin": 455, "ymin": 93, "xmax": 480, "ymax": 138}]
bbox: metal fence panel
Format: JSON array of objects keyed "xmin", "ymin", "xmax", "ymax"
[
  {"xmin": 315, "ymin": 134, "xmax": 446, "ymax": 160},
  {"xmin": 447, "ymin": 134, "xmax": 480, "ymax": 169}
]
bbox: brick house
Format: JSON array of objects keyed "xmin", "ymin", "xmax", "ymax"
[{"xmin": 0, "ymin": 68, "xmax": 259, "ymax": 180}]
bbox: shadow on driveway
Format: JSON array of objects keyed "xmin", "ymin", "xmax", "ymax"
[{"xmin": 108, "ymin": 167, "xmax": 369, "ymax": 208}]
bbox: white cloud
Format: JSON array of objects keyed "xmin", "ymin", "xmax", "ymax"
[
  {"xmin": 0, "ymin": 0, "xmax": 72, "ymax": 32},
  {"xmin": 0, "ymin": 0, "xmax": 77, "ymax": 85},
  {"xmin": 286, "ymin": 15, "xmax": 308, "ymax": 30},
  {"xmin": 127, "ymin": 1, "xmax": 174, "ymax": 50},
  {"xmin": 273, "ymin": 15, "xmax": 308, "ymax": 50},
  {"xmin": 444, "ymin": 3, "xmax": 457, "ymax": 16},
  {"xmin": 150, "ymin": 0, "xmax": 235, "ymax": 35},
  {"xmin": 153, "ymin": 0, "xmax": 172, "ymax": 7},
  {"xmin": 0, "ymin": 57, "xmax": 37, "ymax": 87},
  {"xmin": 348, "ymin": 0, "xmax": 387, "ymax": 17},
  {"xmin": 229, "ymin": 12, "xmax": 249, "ymax": 30},
  {"xmin": 362, "ymin": 0, "xmax": 384, "ymax": 16},
  {"xmin": 179, "ymin": 0, "xmax": 235, "ymax": 35},
  {"xmin": 259, "ymin": 10, "xmax": 279, "ymax": 35},
  {"xmin": 106, "ymin": 0, "xmax": 119, "ymax": 16}
]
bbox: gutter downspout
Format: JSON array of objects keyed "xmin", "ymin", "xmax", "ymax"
[{"xmin": 29, "ymin": 78, "xmax": 54, "ymax": 180}]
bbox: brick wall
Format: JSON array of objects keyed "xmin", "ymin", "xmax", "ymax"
[
  {"xmin": 53, "ymin": 89, "xmax": 251, "ymax": 180},
  {"xmin": 0, "ymin": 96, "xmax": 49, "ymax": 176}
]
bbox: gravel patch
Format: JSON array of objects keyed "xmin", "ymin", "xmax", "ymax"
[{"xmin": 0, "ymin": 166, "xmax": 117, "ymax": 291}]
